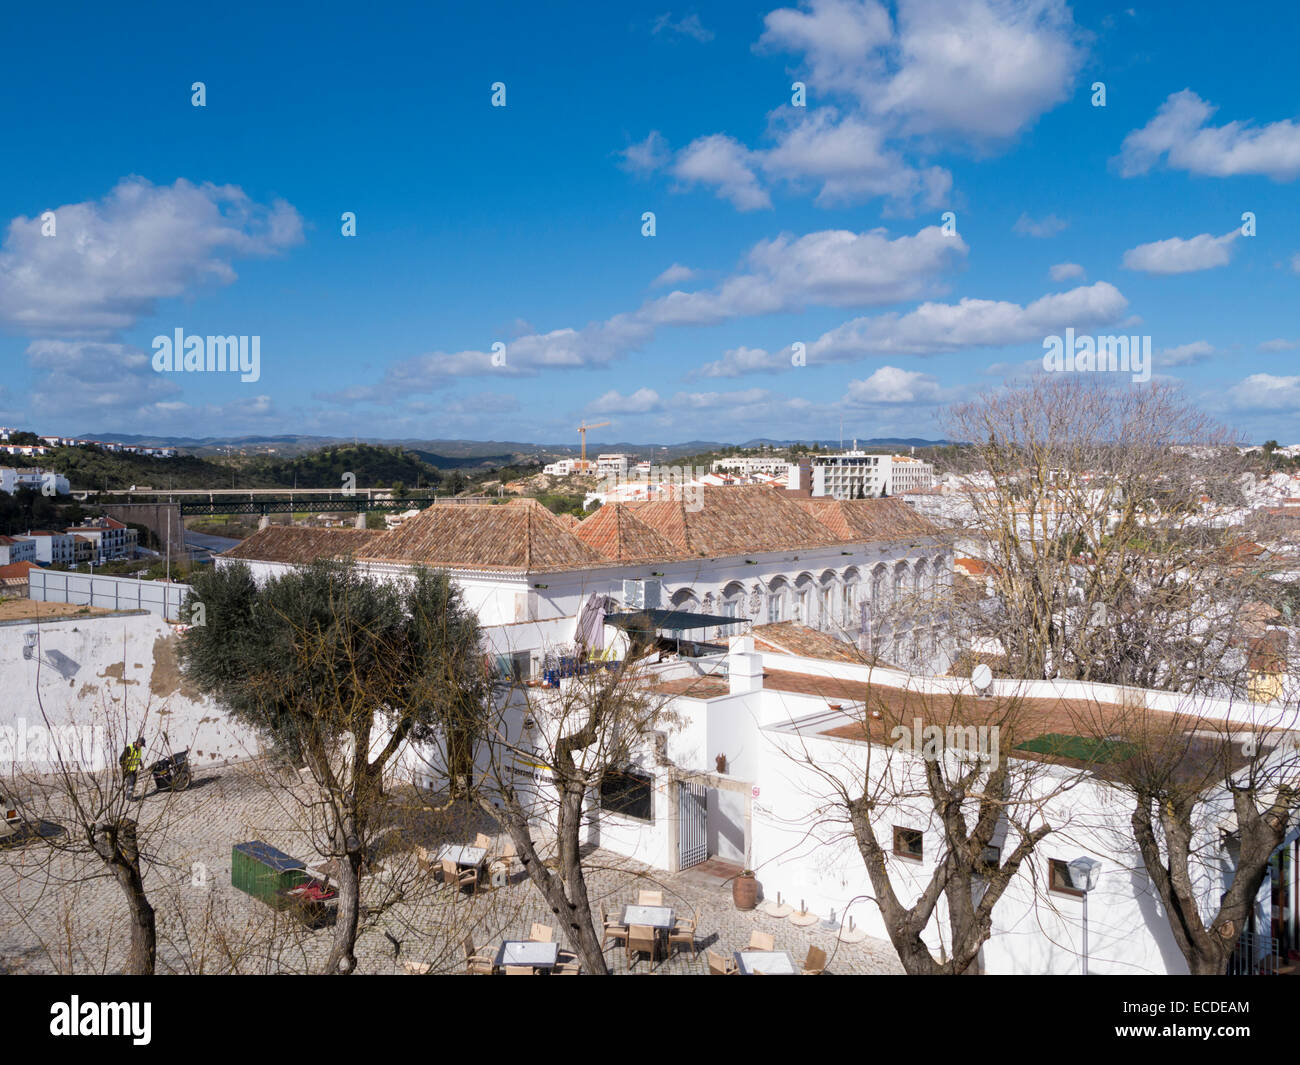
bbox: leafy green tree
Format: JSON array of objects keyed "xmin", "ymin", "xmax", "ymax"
[{"xmin": 180, "ymin": 559, "xmax": 488, "ymax": 974}]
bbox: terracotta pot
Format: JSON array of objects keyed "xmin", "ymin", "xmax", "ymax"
[{"xmin": 732, "ymin": 871, "xmax": 760, "ymax": 910}]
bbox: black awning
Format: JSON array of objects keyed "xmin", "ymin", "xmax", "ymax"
[{"xmin": 604, "ymin": 608, "xmax": 741, "ymax": 633}]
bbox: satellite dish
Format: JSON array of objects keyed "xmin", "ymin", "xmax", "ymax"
[{"xmin": 971, "ymin": 664, "xmax": 993, "ymax": 693}]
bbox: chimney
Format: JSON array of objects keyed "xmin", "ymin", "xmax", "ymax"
[{"xmin": 729, "ymin": 633, "xmax": 764, "ymax": 694}]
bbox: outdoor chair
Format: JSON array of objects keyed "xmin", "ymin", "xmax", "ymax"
[
  {"xmin": 602, "ymin": 909, "xmax": 629, "ymax": 951},
  {"xmin": 637, "ymin": 889, "xmax": 664, "ymax": 906},
  {"xmin": 706, "ymin": 949, "xmax": 737, "ymax": 975},
  {"xmin": 464, "ymin": 936, "xmax": 495, "ymax": 974},
  {"xmin": 802, "ymin": 945, "xmax": 827, "ymax": 975},
  {"xmin": 403, "ymin": 961, "xmax": 432, "ymax": 975},
  {"xmin": 414, "ymin": 845, "xmax": 434, "ymax": 876},
  {"xmin": 504, "ymin": 965, "xmax": 534, "ymax": 975},
  {"xmin": 474, "ymin": 832, "xmax": 493, "ymax": 852},
  {"xmin": 554, "ymin": 960, "xmax": 581, "ymax": 975},
  {"xmin": 667, "ymin": 912, "xmax": 698, "ymax": 961},
  {"xmin": 530, "ymin": 922, "xmax": 554, "ymax": 943},
  {"xmin": 489, "ymin": 841, "xmax": 517, "ymax": 887},
  {"xmin": 744, "ymin": 931, "xmax": 774, "ymax": 952},
  {"xmin": 626, "ymin": 924, "xmax": 658, "ymax": 971},
  {"xmin": 443, "ymin": 859, "xmax": 478, "ymax": 895}
]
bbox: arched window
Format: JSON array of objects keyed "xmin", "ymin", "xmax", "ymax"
[
  {"xmin": 766, "ymin": 577, "xmax": 788, "ymax": 623},
  {"xmin": 842, "ymin": 567, "xmax": 861, "ymax": 627},
  {"xmin": 793, "ymin": 573, "xmax": 815, "ymax": 624},
  {"xmin": 720, "ymin": 581, "xmax": 746, "ymax": 636}
]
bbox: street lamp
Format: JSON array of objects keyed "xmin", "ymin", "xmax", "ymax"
[{"xmin": 1068, "ymin": 856, "xmax": 1102, "ymax": 975}]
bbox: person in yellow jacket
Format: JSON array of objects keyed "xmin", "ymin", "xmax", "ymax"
[{"xmin": 119, "ymin": 737, "xmax": 145, "ymax": 800}]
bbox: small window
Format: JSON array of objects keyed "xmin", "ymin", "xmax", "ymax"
[
  {"xmin": 893, "ymin": 826, "xmax": 924, "ymax": 861},
  {"xmin": 600, "ymin": 768, "xmax": 654, "ymax": 822},
  {"xmin": 1049, "ymin": 859, "xmax": 1084, "ymax": 896}
]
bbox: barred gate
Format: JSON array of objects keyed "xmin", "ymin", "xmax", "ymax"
[
  {"xmin": 1227, "ymin": 931, "xmax": 1280, "ymax": 975},
  {"xmin": 678, "ymin": 779, "xmax": 707, "ymax": 870}
]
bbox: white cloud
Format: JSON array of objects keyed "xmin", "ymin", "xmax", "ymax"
[
  {"xmin": 588, "ymin": 387, "xmax": 663, "ymax": 414},
  {"xmin": 620, "ymin": 131, "xmax": 671, "ymax": 174},
  {"xmin": 696, "ymin": 281, "xmax": 1129, "ymax": 376},
  {"xmin": 844, "ymin": 366, "xmax": 947, "ymax": 404},
  {"xmin": 671, "ymin": 134, "xmax": 771, "ymax": 211},
  {"xmin": 1291, "ymin": 252, "xmax": 1300, "ymax": 275},
  {"xmin": 0, "ymin": 177, "xmax": 302, "ymax": 337},
  {"xmin": 342, "ymin": 224, "xmax": 964, "ymax": 394},
  {"xmin": 651, "ymin": 263, "xmax": 698, "ymax": 287},
  {"xmin": 1227, "ymin": 373, "xmax": 1300, "ymax": 411},
  {"xmin": 1049, "ymin": 262, "xmax": 1085, "ymax": 281},
  {"xmin": 1158, "ymin": 340, "xmax": 1214, "ymax": 367},
  {"xmin": 1259, "ymin": 338, "xmax": 1299, "ymax": 353},
  {"xmin": 647, "ymin": 225, "xmax": 965, "ymax": 327},
  {"xmin": 1118, "ymin": 90, "xmax": 1300, "ymax": 181},
  {"xmin": 1121, "ymin": 230, "xmax": 1239, "ymax": 275},
  {"xmin": 759, "ymin": 107, "xmax": 951, "ymax": 209},
  {"xmin": 1014, "ymin": 213, "xmax": 1068, "ymax": 238},
  {"xmin": 759, "ymin": 0, "xmax": 1084, "ymax": 143},
  {"xmin": 651, "ymin": 12, "xmax": 714, "ymax": 41}
]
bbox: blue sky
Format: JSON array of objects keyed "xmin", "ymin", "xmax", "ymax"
[{"xmin": 2, "ymin": 0, "xmax": 1298, "ymax": 446}]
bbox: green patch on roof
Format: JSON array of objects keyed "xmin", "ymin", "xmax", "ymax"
[{"xmin": 1015, "ymin": 733, "xmax": 1136, "ymax": 763}]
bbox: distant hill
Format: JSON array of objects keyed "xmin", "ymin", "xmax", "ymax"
[{"xmin": 76, "ymin": 432, "xmax": 952, "ymax": 458}]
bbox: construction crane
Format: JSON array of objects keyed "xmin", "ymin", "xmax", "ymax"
[{"xmin": 576, "ymin": 421, "xmax": 610, "ymax": 469}]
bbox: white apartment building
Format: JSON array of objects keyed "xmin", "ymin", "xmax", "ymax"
[
  {"xmin": 596, "ymin": 454, "xmax": 630, "ymax": 478},
  {"xmin": 64, "ymin": 517, "xmax": 138, "ymax": 562},
  {"xmin": 711, "ymin": 455, "xmax": 793, "ymax": 478},
  {"xmin": 0, "ymin": 535, "xmax": 37, "ymax": 566},
  {"xmin": 0, "ymin": 467, "xmax": 70, "ymax": 495},
  {"xmin": 543, "ymin": 459, "xmax": 577, "ymax": 476},
  {"xmin": 22, "ymin": 529, "xmax": 74, "ymax": 565},
  {"xmin": 807, "ymin": 450, "xmax": 935, "ymax": 500},
  {"xmin": 886, "ymin": 455, "xmax": 934, "ymax": 493}
]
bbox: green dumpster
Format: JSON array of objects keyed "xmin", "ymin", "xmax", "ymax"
[{"xmin": 232, "ymin": 840, "xmax": 307, "ymax": 904}]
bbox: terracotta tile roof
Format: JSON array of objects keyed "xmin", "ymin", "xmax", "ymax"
[
  {"xmin": 574, "ymin": 503, "xmax": 680, "ymax": 563},
  {"xmin": 221, "ymin": 526, "xmax": 384, "ymax": 564},
  {"xmin": 361, "ymin": 499, "xmax": 609, "ymax": 572},
  {"xmin": 0, "ymin": 561, "xmax": 38, "ymax": 578},
  {"xmin": 793, "ymin": 497, "xmax": 940, "ymax": 542},
  {"xmin": 750, "ymin": 622, "xmax": 863, "ymax": 663},
  {"xmin": 628, "ymin": 485, "xmax": 845, "ymax": 556}
]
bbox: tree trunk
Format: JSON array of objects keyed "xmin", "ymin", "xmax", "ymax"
[
  {"xmin": 326, "ymin": 849, "xmax": 363, "ymax": 975},
  {"xmin": 490, "ymin": 797, "xmax": 611, "ymax": 974},
  {"xmin": 91, "ymin": 819, "xmax": 156, "ymax": 975}
]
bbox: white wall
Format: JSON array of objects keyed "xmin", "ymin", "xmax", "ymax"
[{"xmin": 0, "ymin": 611, "xmax": 259, "ymax": 773}]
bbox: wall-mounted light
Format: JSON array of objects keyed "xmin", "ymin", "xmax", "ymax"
[
  {"xmin": 744, "ymin": 559, "xmax": 757, "ymax": 565},
  {"xmin": 650, "ymin": 571, "xmax": 664, "ymax": 577},
  {"xmin": 532, "ymin": 583, "xmax": 548, "ymax": 589}
]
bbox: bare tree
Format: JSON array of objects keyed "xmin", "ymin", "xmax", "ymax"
[
  {"xmin": 1069, "ymin": 690, "xmax": 1300, "ymax": 974},
  {"xmin": 943, "ymin": 377, "xmax": 1277, "ymax": 694},
  {"xmin": 774, "ymin": 667, "xmax": 1089, "ymax": 974},
  {"xmin": 469, "ymin": 631, "xmax": 677, "ymax": 975},
  {"xmin": 0, "ymin": 661, "xmax": 190, "ymax": 975}
]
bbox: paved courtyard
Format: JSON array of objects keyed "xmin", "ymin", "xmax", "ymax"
[{"xmin": 0, "ymin": 758, "xmax": 902, "ymax": 975}]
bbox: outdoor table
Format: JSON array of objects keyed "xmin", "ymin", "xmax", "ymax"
[
  {"xmin": 437, "ymin": 844, "xmax": 487, "ymax": 868},
  {"xmin": 495, "ymin": 940, "xmax": 560, "ymax": 971},
  {"xmin": 734, "ymin": 950, "xmax": 797, "ymax": 975},
  {"xmin": 620, "ymin": 904, "xmax": 674, "ymax": 929}
]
